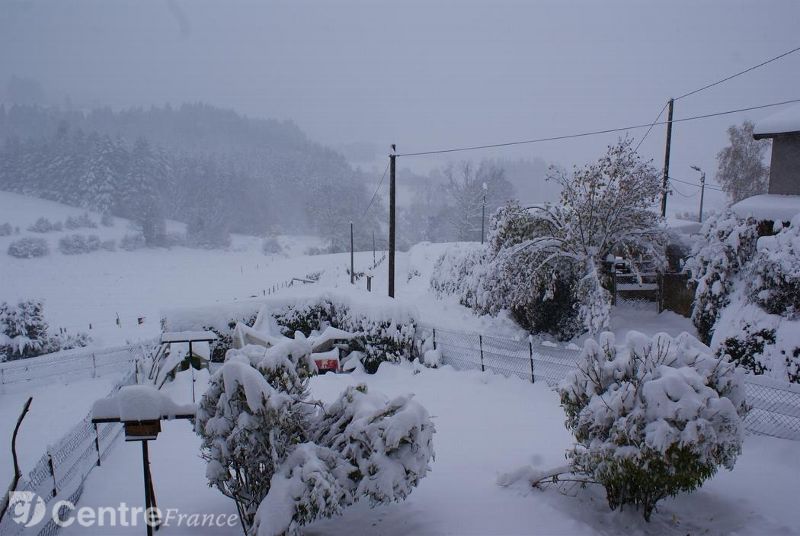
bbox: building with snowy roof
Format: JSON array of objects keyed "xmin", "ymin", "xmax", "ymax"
[{"xmin": 732, "ymin": 105, "xmax": 800, "ymax": 222}]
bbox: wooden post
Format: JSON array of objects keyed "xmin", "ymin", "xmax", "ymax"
[
  {"xmin": 388, "ymin": 148, "xmax": 396, "ymax": 298},
  {"xmin": 0, "ymin": 397, "xmax": 32, "ymax": 524},
  {"xmin": 189, "ymin": 340, "xmax": 196, "ymax": 404},
  {"xmin": 479, "ymin": 335, "xmax": 485, "ymax": 372},
  {"xmin": 529, "ymin": 341, "xmax": 535, "ymax": 383},
  {"xmin": 432, "ymin": 328, "xmax": 437, "ymax": 351},
  {"xmin": 92, "ymin": 353, "xmax": 97, "ymax": 378},
  {"xmin": 660, "ymin": 98, "xmax": 674, "ymax": 217},
  {"xmin": 94, "ymin": 423, "xmax": 102, "ymax": 466},
  {"xmin": 350, "ymin": 221, "xmax": 355, "ymax": 285},
  {"xmin": 47, "ymin": 452, "xmax": 57, "ymax": 498},
  {"xmin": 372, "ymin": 230, "xmax": 376, "ymax": 267},
  {"xmin": 142, "ymin": 441, "xmax": 154, "ymax": 536}
]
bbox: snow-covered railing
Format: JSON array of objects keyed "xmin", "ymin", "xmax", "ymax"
[
  {"xmin": 0, "ymin": 341, "xmax": 155, "ymax": 393},
  {"xmin": 423, "ymin": 325, "xmax": 800, "ymax": 442},
  {"xmin": 0, "ymin": 369, "xmax": 138, "ymax": 536}
]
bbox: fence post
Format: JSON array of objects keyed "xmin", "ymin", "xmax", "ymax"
[
  {"xmin": 432, "ymin": 328, "xmax": 437, "ymax": 350},
  {"xmin": 479, "ymin": 335, "xmax": 485, "ymax": 372},
  {"xmin": 47, "ymin": 451, "xmax": 57, "ymax": 498},
  {"xmin": 94, "ymin": 423, "xmax": 102, "ymax": 466},
  {"xmin": 92, "ymin": 353, "xmax": 97, "ymax": 378},
  {"xmin": 529, "ymin": 340, "xmax": 535, "ymax": 384}
]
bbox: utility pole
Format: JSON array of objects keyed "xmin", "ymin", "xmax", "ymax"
[
  {"xmin": 691, "ymin": 165, "xmax": 706, "ymax": 223},
  {"xmin": 481, "ymin": 182, "xmax": 488, "ymax": 244},
  {"xmin": 350, "ymin": 221, "xmax": 355, "ymax": 284},
  {"xmin": 661, "ymin": 98, "xmax": 674, "ymax": 218},
  {"xmin": 372, "ymin": 230, "xmax": 376, "ymax": 266},
  {"xmin": 388, "ymin": 146, "xmax": 396, "ymax": 298}
]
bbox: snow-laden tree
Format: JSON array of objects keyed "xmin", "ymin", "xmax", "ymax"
[
  {"xmin": 443, "ymin": 160, "xmax": 515, "ymax": 242},
  {"xmin": 0, "ymin": 299, "xmax": 89, "ymax": 361},
  {"xmin": 433, "ymin": 138, "xmax": 665, "ymax": 338},
  {"xmin": 715, "ymin": 121, "xmax": 770, "ymax": 204},
  {"xmin": 558, "ymin": 331, "xmax": 747, "ymax": 521},
  {"xmin": 196, "ymin": 334, "xmax": 434, "ymax": 535},
  {"xmin": 685, "ymin": 211, "xmax": 759, "ymax": 344}
]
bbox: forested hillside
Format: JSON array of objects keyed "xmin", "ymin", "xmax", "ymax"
[{"xmin": 0, "ymin": 104, "xmax": 382, "ymax": 248}]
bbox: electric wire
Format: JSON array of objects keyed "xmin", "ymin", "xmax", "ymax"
[
  {"xmin": 634, "ymin": 101, "xmax": 669, "ymax": 153},
  {"xmin": 361, "ymin": 160, "xmax": 391, "ymax": 218},
  {"xmin": 395, "ymin": 98, "xmax": 800, "ymax": 158}
]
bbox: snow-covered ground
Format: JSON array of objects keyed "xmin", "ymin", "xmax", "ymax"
[
  {"xmin": 59, "ymin": 365, "xmax": 800, "ymax": 535},
  {"xmin": 11, "ymin": 191, "xmax": 794, "ymax": 535}
]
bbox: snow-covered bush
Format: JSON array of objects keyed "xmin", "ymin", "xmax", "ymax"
[
  {"xmin": 64, "ymin": 212, "xmax": 98, "ymax": 229},
  {"xmin": 559, "ymin": 331, "xmax": 747, "ymax": 521},
  {"xmin": 7, "ymin": 237, "xmax": 49, "ymax": 258},
  {"xmin": 273, "ymin": 298, "xmax": 417, "ymax": 373},
  {"xmin": 262, "ymin": 237, "xmax": 283, "ymax": 255},
  {"xmin": 686, "ymin": 212, "xmax": 759, "ymax": 343},
  {"xmin": 197, "ymin": 337, "xmax": 434, "ymax": 534},
  {"xmin": 100, "ymin": 213, "xmax": 114, "ymax": 227},
  {"xmin": 58, "ymin": 233, "xmax": 101, "ymax": 254},
  {"xmin": 0, "ymin": 222, "xmax": 12, "ymax": 236},
  {"xmin": 100, "ymin": 239, "xmax": 116, "ymax": 252},
  {"xmin": 0, "ymin": 299, "xmax": 89, "ymax": 361},
  {"xmin": 27, "ymin": 217, "xmax": 62, "ymax": 233},
  {"xmin": 748, "ymin": 223, "xmax": 800, "ymax": 318},
  {"xmin": 120, "ymin": 232, "xmax": 146, "ymax": 251}
]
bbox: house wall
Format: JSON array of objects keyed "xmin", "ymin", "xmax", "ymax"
[{"xmin": 769, "ymin": 133, "xmax": 800, "ymax": 195}]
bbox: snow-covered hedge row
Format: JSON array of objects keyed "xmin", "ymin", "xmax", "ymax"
[
  {"xmin": 196, "ymin": 336, "xmax": 434, "ymax": 534},
  {"xmin": 162, "ymin": 292, "xmax": 419, "ymax": 371},
  {"xmin": 688, "ymin": 214, "xmax": 800, "ymax": 383},
  {"xmin": 559, "ymin": 331, "xmax": 747, "ymax": 521},
  {"xmin": 58, "ymin": 233, "xmax": 109, "ymax": 255}
]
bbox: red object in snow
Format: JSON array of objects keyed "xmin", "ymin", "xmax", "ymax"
[{"xmin": 314, "ymin": 358, "xmax": 339, "ymax": 373}]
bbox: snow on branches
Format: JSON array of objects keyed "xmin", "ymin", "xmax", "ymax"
[
  {"xmin": 559, "ymin": 331, "xmax": 747, "ymax": 521},
  {"xmin": 431, "ymin": 138, "xmax": 665, "ymax": 339},
  {"xmin": 196, "ymin": 334, "xmax": 435, "ymax": 535}
]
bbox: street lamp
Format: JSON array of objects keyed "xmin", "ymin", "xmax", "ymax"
[{"xmin": 690, "ymin": 165, "xmax": 706, "ymax": 223}]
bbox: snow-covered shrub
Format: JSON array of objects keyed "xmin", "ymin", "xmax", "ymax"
[
  {"xmin": 262, "ymin": 237, "xmax": 283, "ymax": 255},
  {"xmin": 7, "ymin": 237, "xmax": 49, "ymax": 258},
  {"xmin": 273, "ymin": 298, "xmax": 417, "ymax": 373},
  {"xmin": 100, "ymin": 213, "xmax": 114, "ymax": 227},
  {"xmin": 120, "ymin": 232, "xmax": 146, "ymax": 251},
  {"xmin": 197, "ymin": 337, "xmax": 434, "ymax": 535},
  {"xmin": 0, "ymin": 299, "xmax": 89, "ymax": 361},
  {"xmin": 27, "ymin": 217, "xmax": 62, "ymax": 233},
  {"xmin": 0, "ymin": 222, "xmax": 12, "ymax": 236},
  {"xmin": 747, "ymin": 223, "xmax": 800, "ymax": 318},
  {"xmin": 58, "ymin": 233, "xmax": 101, "ymax": 255},
  {"xmin": 686, "ymin": 212, "xmax": 759, "ymax": 343},
  {"xmin": 559, "ymin": 331, "xmax": 747, "ymax": 521},
  {"xmin": 423, "ymin": 348, "xmax": 442, "ymax": 368},
  {"xmin": 715, "ymin": 323, "xmax": 774, "ymax": 375},
  {"xmin": 64, "ymin": 212, "xmax": 98, "ymax": 229},
  {"xmin": 100, "ymin": 239, "xmax": 116, "ymax": 252},
  {"xmin": 430, "ymin": 243, "xmax": 488, "ymax": 311}
]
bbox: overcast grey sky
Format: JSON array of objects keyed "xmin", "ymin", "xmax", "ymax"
[{"xmin": 2, "ymin": 0, "xmax": 799, "ymax": 212}]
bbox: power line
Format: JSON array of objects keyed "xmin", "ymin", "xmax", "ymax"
[
  {"xmin": 675, "ymin": 45, "xmax": 800, "ymax": 101},
  {"xmin": 668, "ymin": 181, "xmax": 696, "ymax": 198},
  {"xmin": 396, "ymin": 98, "xmax": 800, "ymax": 158},
  {"xmin": 361, "ymin": 160, "xmax": 391, "ymax": 218},
  {"xmin": 669, "ymin": 176, "xmax": 724, "ymax": 192},
  {"xmin": 634, "ymin": 101, "xmax": 669, "ymax": 153}
]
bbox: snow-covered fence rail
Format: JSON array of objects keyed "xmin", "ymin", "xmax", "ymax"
[
  {"xmin": 0, "ymin": 342, "xmax": 153, "ymax": 392},
  {"xmin": 0, "ymin": 369, "xmax": 138, "ymax": 536},
  {"xmin": 424, "ymin": 325, "xmax": 800, "ymax": 441}
]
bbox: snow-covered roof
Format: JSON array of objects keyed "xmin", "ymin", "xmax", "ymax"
[
  {"xmin": 161, "ymin": 330, "xmax": 218, "ymax": 343},
  {"xmin": 731, "ymin": 194, "xmax": 800, "ymax": 222},
  {"xmin": 754, "ymin": 104, "xmax": 800, "ymax": 138},
  {"xmin": 92, "ymin": 385, "xmax": 195, "ymax": 422}
]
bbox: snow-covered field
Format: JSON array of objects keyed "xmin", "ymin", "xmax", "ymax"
[{"xmin": 3, "ymin": 191, "xmax": 800, "ymax": 535}]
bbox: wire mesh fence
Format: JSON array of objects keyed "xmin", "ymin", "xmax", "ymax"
[
  {"xmin": 423, "ymin": 325, "xmax": 800, "ymax": 441},
  {"xmin": 0, "ymin": 357, "xmax": 143, "ymax": 536},
  {"xmin": 0, "ymin": 341, "xmax": 153, "ymax": 393}
]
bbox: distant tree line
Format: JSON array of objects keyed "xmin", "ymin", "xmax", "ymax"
[{"xmin": 0, "ymin": 103, "xmax": 382, "ymax": 248}]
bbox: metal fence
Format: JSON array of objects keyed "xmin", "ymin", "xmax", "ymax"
[
  {"xmin": 0, "ymin": 357, "xmax": 144, "ymax": 535},
  {"xmin": 425, "ymin": 325, "xmax": 800, "ymax": 442},
  {"xmin": 0, "ymin": 342, "xmax": 152, "ymax": 393}
]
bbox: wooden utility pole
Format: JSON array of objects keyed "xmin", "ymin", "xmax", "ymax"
[
  {"xmin": 350, "ymin": 221, "xmax": 355, "ymax": 284},
  {"xmin": 661, "ymin": 98, "xmax": 674, "ymax": 217},
  {"xmin": 388, "ymin": 146, "xmax": 396, "ymax": 298}
]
